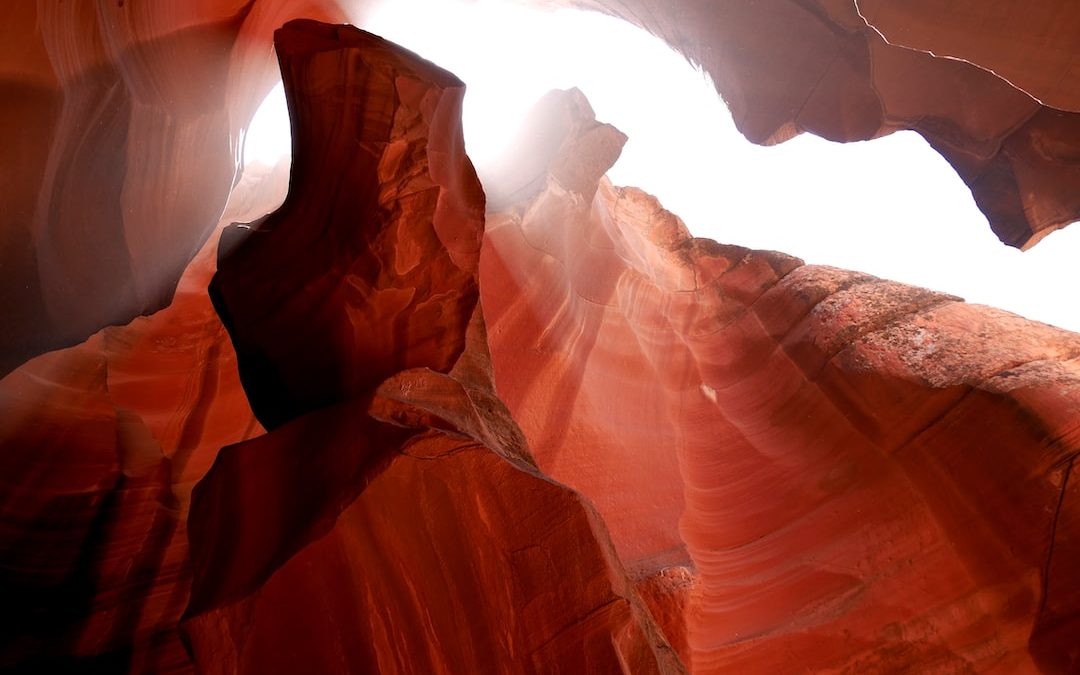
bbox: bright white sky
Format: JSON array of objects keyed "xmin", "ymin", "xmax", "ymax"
[{"xmin": 245, "ymin": 0, "xmax": 1080, "ymax": 332}]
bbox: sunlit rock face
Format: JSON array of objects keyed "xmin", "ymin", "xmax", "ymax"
[
  {"xmin": 4, "ymin": 0, "xmax": 1080, "ymax": 374},
  {"xmin": 483, "ymin": 85, "xmax": 1080, "ymax": 673},
  {"xmin": 3, "ymin": 2, "xmax": 1080, "ymax": 674},
  {"xmin": 184, "ymin": 21, "xmax": 682, "ymax": 674}
]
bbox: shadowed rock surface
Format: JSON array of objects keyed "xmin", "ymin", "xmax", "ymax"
[
  {"xmin": 0, "ymin": 192, "xmax": 265, "ymax": 673},
  {"xmin": 2, "ymin": 3, "xmax": 1080, "ymax": 673},
  {"xmin": 184, "ymin": 21, "xmax": 683, "ymax": 674},
  {"xmin": 3, "ymin": 0, "xmax": 1080, "ymax": 373}
]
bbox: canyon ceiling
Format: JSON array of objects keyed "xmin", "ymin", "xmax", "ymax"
[{"xmin": 1, "ymin": 1, "xmax": 1079, "ymax": 673}]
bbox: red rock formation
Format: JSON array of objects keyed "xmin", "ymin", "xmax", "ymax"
[
  {"xmin": 481, "ymin": 86, "xmax": 1080, "ymax": 672},
  {"xmin": 3, "ymin": 0, "xmax": 1079, "ymax": 375},
  {"xmin": 481, "ymin": 88, "xmax": 685, "ymax": 566},
  {"xmin": 3, "ymin": 4, "xmax": 1080, "ymax": 674},
  {"xmin": 0, "ymin": 0, "xmax": 357, "ymax": 375},
  {"xmin": 857, "ymin": 1, "xmax": 1080, "ymax": 112},
  {"xmin": 184, "ymin": 21, "xmax": 682, "ymax": 674},
  {"xmin": 0, "ymin": 202, "xmax": 262, "ymax": 671},
  {"xmin": 209, "ymin": 19, "xmax": 487, "ymax": 428},
  {"xmin": 563, "ymin": 0, "xmax": 1080, "ymax": 248},
  {"xmin": 184, "ymin": 401, "xmax": 682, "ymax": 674}
]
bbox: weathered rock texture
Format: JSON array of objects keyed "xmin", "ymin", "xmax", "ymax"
[
  {"xmin": 3, "ymin": 0, "xmax": 1080, "ymax": 375},
  {"xmin": 559, "ymin": 0, "xmax": 1080, "ymax": 249},
  {"xmin": 481, "ymin": 87, "xmax": 1080, "ymax": 673},
  {"xmin": 184, "ymin": 21, "xmax": 683, "ymax": 675},
  {"xmin": 0, "ymin": 192, "xmax": 263, "ymax": 672},
  {"xmin": 2, "ymin": 3, "xmax": 1080, "ymax": 674},
  {"xmin": 0, "ymin": 0, "xmax": 363, "ymax": 375}
]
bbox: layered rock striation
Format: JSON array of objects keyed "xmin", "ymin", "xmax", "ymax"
[
  {"xmin": 0, "ymin": 187, "xmax": 264, "ymax": 673},
  {"xmin": 4, "ymin": 0, "xmax": 1080, "ymax": 375},
  {"xmin": 2, "ymin": 3, "xmax": 1080, "ymax": 674},
  {"xmin": 184, "ymin": 21, "xmax": 683, "ymax": 674},
  {"xmin": 482, "ymin": 86, "xmax": 1080, "ymax": 673},
  {"xmin": 562, "ymin": 0, "xmax": 1080, "ymax": 249}
]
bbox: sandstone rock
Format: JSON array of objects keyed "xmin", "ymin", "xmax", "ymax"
[
  {"xmin": 210, "ymin": 19, "xmax": 487, "ymax": 429},
  {"xmin": 563, "ymin": 0, "xmax": 1080, "ymax": 247},
  {"xmin": 0, "ymin": 206, "xmax": 262, "ymax": 672},
  {"xmin": 482, "ymin": 85, "xmax": 1080, "ymax": 672},
  {"xmin": 184, "ymin": 21, "xmax": 682, "ymax": 674},
  {"xmin": 481, "ymin": 89, "xmax": 686, "ymax": 566},
  {"xmin": 184, "ymin": 412, "xmax": 683, "ymax": 675},
  {"xmin": 2, "ymin": 4, "xmax": 1080, "ymax": 674},
  {"xmin": 3, "ymin": 0, "xmax": 1079, "ymax": 373},
  {"xmin": 0, "ymin": 0, "xmax": 357, "ymax": 375},
  {"xmin": 858, "ymin": 0, "xmax": 1080, "ymax": 113}
]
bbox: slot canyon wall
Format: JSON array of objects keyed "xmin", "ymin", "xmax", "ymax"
[{"xmin": 1, "ymin": 1, "xmax": 1079, "ymax": 673}]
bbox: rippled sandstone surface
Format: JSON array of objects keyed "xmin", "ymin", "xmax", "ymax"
[
  {"xmin": 2, "ymin": 3, "xmax": 1080, "ymax": 673},
  {"xmin": 483, "ymin": 86, "xmax": 1080, "ymax": 673},
  {"xmin": 4, "ymin": 0, "xmax": 1080, "ymax": 374}
]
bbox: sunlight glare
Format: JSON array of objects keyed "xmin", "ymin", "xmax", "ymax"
[
  {"xmin": 244, "ymin": 81, "xmax": 291, "ymax": 167},
  {"xmin": 243, "ymin": 0, "xmax": 1080, "ymax": 332}
]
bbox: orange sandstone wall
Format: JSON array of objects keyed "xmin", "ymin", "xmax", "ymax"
[
  {"xmin": 2, "ymin": 3, "xmax": 1080, "ymax": 673},
  {"xmin": 482, "ymin": 87, "xmax": 1080, "ymax": 672},
  {"xmin": 183, "ymin": 22, "xmax": 683, "ymax": 674},
  {"xmin": 3, "ymin": 0, "xmax": 1080, "ymax": 373}
]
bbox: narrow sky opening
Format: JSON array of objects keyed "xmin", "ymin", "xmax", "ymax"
[
  {"xmin": 245, "ymin": 81, "xmax": 290, "ymax": 167},
  {"xmin": 243, "ymin": 0, "xmax": 1080, "ymax": 332}
]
